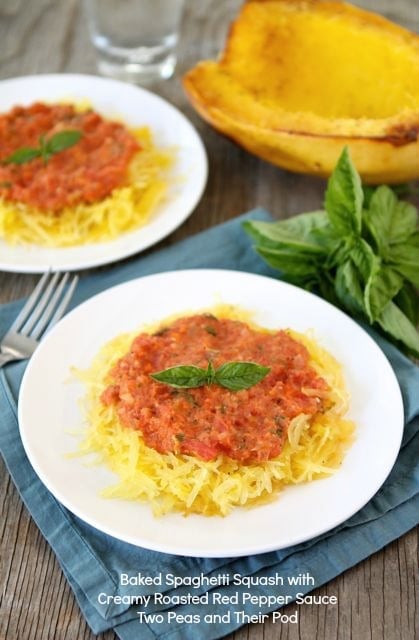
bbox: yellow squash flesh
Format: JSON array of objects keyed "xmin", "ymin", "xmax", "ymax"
[{"xmin": 183, "ymin": 0, "xmax": 419, "ymax": 183}]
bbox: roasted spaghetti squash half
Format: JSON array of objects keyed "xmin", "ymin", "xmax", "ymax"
[{"xmin": 183, "ymin": 0, "xmax": 419, "ymax": 183}]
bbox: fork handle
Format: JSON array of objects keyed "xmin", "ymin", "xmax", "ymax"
[{"xmin": 0, "ymin": 352, "xmax": 21, "ymax": 368}]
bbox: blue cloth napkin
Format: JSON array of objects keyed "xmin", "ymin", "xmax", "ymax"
[{"xmin": 1, "ymin": 209, "xmax": 418, "ymax": 640}]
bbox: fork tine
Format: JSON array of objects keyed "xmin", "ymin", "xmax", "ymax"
[
  {"xmin": 30, "ymin": 273, "xmax": 69, "ymax": 338},
  {"xmin": 31, "ymin": 274, "xmax": 79, "ymax": 339},
  {"xmin": 9, "ymin": 271, "xmax": 51, "ymax": 332},
  {"xmin": 21, "ymin": 271, "xmax": 61, "ymax": 335}
]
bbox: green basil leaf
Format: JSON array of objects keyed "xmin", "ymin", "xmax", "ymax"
[
  {"xmin": 3, "ymin": 147, "xmax": 41, "ymax": 165},
  {"xmin": 322, "ymin": 237, "xmax": 352, "ymax": 270},
  {"xmin": 215, "ymin": 362, "xmax": 271, "ymax": 391},
  {"xmin": 387, "ymin": 233, "xmax": 419, "ymax": 287},
  {"xmin": 317, "ymin": 273, "xmax": 341, "ymax": 307},
  {"xmin": 255, "ymin": 246, "xmax": 321, "ymax": 277},
  {"xmin": 388, "ymin": 201, "xmax": 417, "ymax": 244},
  {"xmin": 365, "ymin": 265, "xmax": 404, "ymax": 322},
  {"xmin": 394, "ymin": 283, "xmax": 419, "ymax": 326},
  {"xmin": 349, "ymin": 238, "xmax": 376, "ymax": 284},
  {"xmin": 325, "ymin": 147, "xmax": 363, "ymax": 237},
  {"xmin": 311, "ymin": 224, "xmax": 343, "ymax": 256},
  {"xmin": 3, "ymin": 129, "xmax": 82, "ymax": 167},
  {"xmin": 362, "ymin": 181, "xmax": 411, "ymax": 204},
  {"xmin": 364, "ymin": 186, "xmax": 417, "ymax": 253},
  {"xmin": 376, "ymin": 302, "xmax": 419, "ymax": 358},
  {"xmin": 347, "ymin": 239, "xmax": 386, "ymax": 322},
  {"xmin": 335, "ymin": 260, "xmax": 366, "ymax": 316},
  {"xmin": 150, "ymin": 365, "xmax": 207, "ymax": 388},
  {"xmin": 393, "ymin": 264, "xmax": 419, "ymax": 288},
  {"xmin": 243, "ymin": 211, "xmax": 333, "ymax": 255},
  {"xmin": 46, "ymin": 130, "xmax": 82, "ymax": 153},
  {"xmin": 151, "ymin": 361, "xmax": 270, "ymax": 391}
]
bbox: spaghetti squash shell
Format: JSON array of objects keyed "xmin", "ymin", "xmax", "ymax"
[{"xmin": 183, "ymin": 0, "xmax": 419, "ymax": 183}]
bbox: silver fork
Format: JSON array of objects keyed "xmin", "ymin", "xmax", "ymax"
[{"xmin": 0, "ymin": 271, "xmax": 79, "ymax": 368}]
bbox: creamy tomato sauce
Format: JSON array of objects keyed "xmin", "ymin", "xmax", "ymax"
[
  {"xmin": 0, "ymin": 102, "xmax": 139, "ymax": 212},
  {"xmin": 101, "ymin": 315, "xmax": 329, "ymax": 464}
]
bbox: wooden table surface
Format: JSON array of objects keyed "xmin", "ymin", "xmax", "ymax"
[{"xmin": 1, "ymin": 1, "xmax": 418, "ymax": 639}]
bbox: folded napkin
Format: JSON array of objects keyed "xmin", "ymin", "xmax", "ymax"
[{"xmin": 1, "ymin": 209, "xmax": 418, "ymax": 640}]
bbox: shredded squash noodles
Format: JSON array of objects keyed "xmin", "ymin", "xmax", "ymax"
[
  {"xmin": 74, "ymin": 309, "xmax": 355, "ymax": 517},
  {"xmin": 0, "ymin": 126, "xmax": 173, "ymax": 247}
]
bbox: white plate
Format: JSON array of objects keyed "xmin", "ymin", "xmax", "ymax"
[
  {"xmin": 0, "ymin": 74, "xmax": 207, "ymax": 273},
  {"xmin": 18, "ymin": 270, "xmax": 404, "ymax": 557}
]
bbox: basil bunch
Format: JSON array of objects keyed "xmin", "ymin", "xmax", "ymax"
[{"xmin": 244, "ymin": 148, "xmax": 419, "ymax": 357}]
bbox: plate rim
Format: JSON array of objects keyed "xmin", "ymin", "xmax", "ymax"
[
  {"xmin": 18, "ymin": 269, "xmax": 405, "ymax": 557},
  {"xmin": 0, "ymin": 73, "xmax": 208, "ymax": 273}
]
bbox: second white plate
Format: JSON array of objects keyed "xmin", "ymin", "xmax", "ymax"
[{"xmin": 0, "ymin": 74, "xmax": 207, "ymax": 273}]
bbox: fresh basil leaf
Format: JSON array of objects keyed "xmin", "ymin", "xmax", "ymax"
[
  {"xmin": 390, "ymin": 201, "xmax": 417, "ymax": 243},
  {"xmin": 150, "ymin": 365, "xmax": 207, "ymax": 388},
  {"xmin": 325, "ymin": 147, "xmax": 363, "ymax": 237},
  {"xmin": 376, "ymin": 302, "xmax": 419, "ymax": 358},
  {"xmin": 317, "ymin": 273, "xmax": 341, "ymax": 307},
  {"xmin": 3, "ymin": 129, "xmax": 82, "ymax": 167},
  {"xmin": 387, "ymin": 233, "xmax": 419, "ymax": 287},
  {"xmin": 335, "ymin": 261, "xmax": 366, "ymax": 316},
  {"xmin": 347, "ymin": 239, "xmax": 386, "ymax": 322},
  {"xmin": 255, "ymin": 246, "xmax": 321, "ymax": 277},
  {"xmin": 46, "ymin": 130, "xmax": 82, "ymax": 153},
  {"xmin": 365, "ymin": 265, "xmax": 404, "ymax": 322},
  {"xmin": 394, "ymin": 283, "xmax": 419, "ymax": 326},
  {"xmin": 392, "ymin": 263, "xmax": 419, "ymax": 288},
  {"xmin": 325, "ymin": 236, "xmax": 354, "ymax": 270},
  {"xmin": 311, "ymin": 224, "xmax": 344, "ymax": 257},
  {"xmin": 151, "ymin": 361, "xmax": 270, "ymax": 391},
  {"xmin": 215, "ymin": 362, "xmax": 270, "ymax": 391},
  {"xmin": 364, "ymin": 186, "xmax": 417, "ymax": 253},
  {"xmin": 3, "ymin": 147, "xmax": 41, "ymax": 165},
  {"xmin": 349, "ymin": 238, "xmax": 375, "ymax": 284},
  {"xmin": 243, "ymin": 211, "xmax": 333, "ymax": 255}
]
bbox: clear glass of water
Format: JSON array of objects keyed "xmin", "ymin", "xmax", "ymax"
[{"xmin": 84, "ymin": 0, "xmax": 185, "ymax": 84}]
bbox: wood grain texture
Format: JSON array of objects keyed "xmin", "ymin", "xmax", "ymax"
[{"xmin": 0, "ymin": 1, "xmax": 418, "ymax": 639}]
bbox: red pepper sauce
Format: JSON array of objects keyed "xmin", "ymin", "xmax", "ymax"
[
  {"xmin": 101, "ymin": 315, "xmax": 329, "ymax": 464},
  {"xmin": 0, "ymin": 102, "xmax": 139, "ymax": 212}
]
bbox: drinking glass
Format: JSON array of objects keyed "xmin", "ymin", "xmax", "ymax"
[{"xmin": 84, "ymin": 0, "xmax": 185, "ymax": 84}]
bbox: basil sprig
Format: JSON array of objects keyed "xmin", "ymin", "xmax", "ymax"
[
  {"xmin": 243, "ymin": 147, "xmax": 419, "ymax": 358},
  {"xmin": 3, "ymin": 130, "xmax": 82, "ymax": 166},
  {"xmin": 150, "ymin": 361, "xmax": 270, "ymax": 391}
]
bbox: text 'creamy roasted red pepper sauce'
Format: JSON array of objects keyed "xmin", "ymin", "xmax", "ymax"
[
  {"xmin": 101, "ymin": 315, "xmax": 329, "ymax": 464},
  {"xmin": 0, "ymin": 102, "xmax": 139, "ymax": 212}
]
